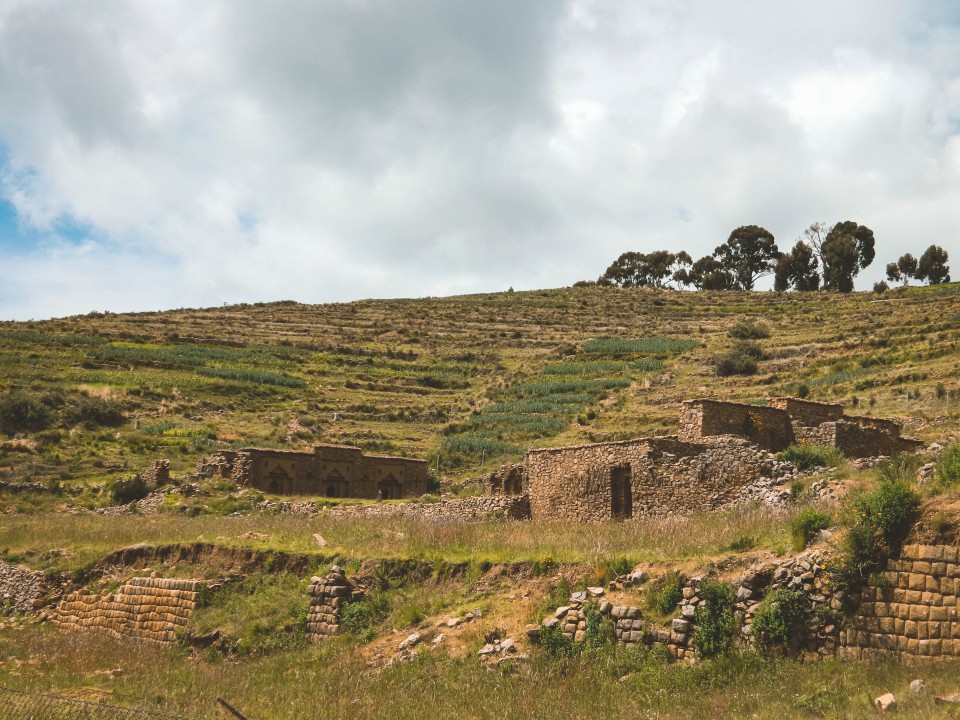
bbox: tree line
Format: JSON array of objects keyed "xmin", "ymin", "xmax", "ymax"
[{"xmin": 582, "ymin": 221, "xmax": 950, "ymax": 292}]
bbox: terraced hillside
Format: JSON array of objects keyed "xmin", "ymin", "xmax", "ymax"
[{"xmin": 1, "ymin": 284, "xmax": 958, "ymax": 506}]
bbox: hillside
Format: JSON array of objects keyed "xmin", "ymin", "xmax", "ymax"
[
  {"xmin": 3, "ymin": 285, "xmax": 960, "ymax": 719},
  {"xmin": 1, "ymin": 283, "xmax": 958, "ymax": 503}
]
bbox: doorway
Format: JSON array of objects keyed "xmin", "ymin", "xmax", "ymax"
[{"xmin": 611, "ymin": 465, "xmax": 633, "ymax": 520}]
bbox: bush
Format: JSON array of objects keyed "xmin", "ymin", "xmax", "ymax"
[
  {"xmin": 340, "ymin": 595, "xmax": 391, "ymax": 642},
  {"xmin": 935, "ymin": 442, "xmax": 960, "ymax": 488},
  {"xmin": 0, "ymin": 392, "xmax": 53, "ymax": 435},
  {"xmin": 63, "ymin": 395, "xmax": 125, "ymax": 429},
  {"xmin": 824, "ymin": 480, "xmax": 921, "ymax": 608},
  {"xmin": 539, "ymin": 622, "xmax": 579, "ymax": 657},
  {"xmin": 728, "ymin": 319, "xmax": 770, "ymax": 340},
  {"xmin": 714, "ymin": 353, "xmax": 758, "ymax": 377},
  {"xmin": 778, "ymin": 443, "xmax": 844, "ymax": 471},
  {"xmin": 108, "ymin": 475, "xmax": 150, "ymax": 505},
  {"xmin": 873, "ymin": 281, "xmax": 889, "ymax": 294},
  {"xmin": 790, "ymin": 509, "xmax": 832, "ymax": 551},
  {"xmin": 751, "ymin": 588, "xmax": 811, "ymax": 654},
  {"xmin": 692, "ymin": 580, "xmax": 736, "ymax": 658},
  {"xmin": 646, "ymin": 572, "xmax": 683, "ymax": 616}
]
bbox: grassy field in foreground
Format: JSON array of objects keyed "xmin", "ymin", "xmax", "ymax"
[
  {"xmin": 2, "ymin": 627, "xmax": 960, "ymax": 719},
  {"xmin": 1, "ymin": 505, "xmax": 799, "ymax": 574}
]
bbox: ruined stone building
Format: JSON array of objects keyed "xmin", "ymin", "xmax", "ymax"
[
  {"xmin": 196, "ymin": 444, "xmax": 429, "ymax": 499},
  {"xmin": 485, "ymin": 397, "xmax": 923, "ymax": 522}
]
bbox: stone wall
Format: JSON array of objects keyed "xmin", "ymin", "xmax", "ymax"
[
  {"xmin": 768, "ymin": 398, "xmax": 843, "ymax": 426},
  {"xmin": 328, "ymin": 494, "xmax": 531, "ymax": 521},
  {"xmin": 54, "ymin": 577, "xmax": 201, "ymax": 645},
  {"xmin": 842, "ymin": 543, "xmax": 960, "ymax": 659},
  {"xmin": 140, "ymin": 459, "xmax": 170, "ymax": 487},
  {"xmin": 482, "ymin": 464, "xmax": 525, "ymax": 495},
  {"xmin": 525, "ymin": 437, "xmax": 770, "ymax": 521},
  {"xmin": 194, "ymin": 444, "xmax": 429, "ymax": 500},
  {"xmin": 0, "ymin": 561, "xmax": 46, "ymax": 614},
  {"xmin": 306, "ymin": 566, "xmax": 364, "ymax": 641},
  {"xmin": 679, "ymin": 400, "xmax": 795, "ymax": 451}
]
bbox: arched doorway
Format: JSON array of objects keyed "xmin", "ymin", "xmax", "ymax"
[{"xmin": 378, "ymin": 474, "xmax": 401, "ymax": 500}]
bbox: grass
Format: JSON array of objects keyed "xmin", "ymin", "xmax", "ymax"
[
  {"xmin": 3, "ymin": 624, "xmax": 960, "ymax": 719},
  {"xmin": 0, "ymin": 506, "xmax": 800, "ymax": 574}
]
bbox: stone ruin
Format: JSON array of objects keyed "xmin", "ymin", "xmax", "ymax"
[
  {"xmin": 194, "ymin": 443, "xmax": 429, "ymax": 499},
  {"xmin": 53, "ymin": 576, "xmax": 201, "ymax": 645},
  {"xmin": 479, "ymin": 396, "xmax": 922, "ymax": 522}
]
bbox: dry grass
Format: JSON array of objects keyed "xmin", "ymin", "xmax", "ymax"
[{"xmin": 2, "ymin": 506, "xmax": 797, "ymax": 573}]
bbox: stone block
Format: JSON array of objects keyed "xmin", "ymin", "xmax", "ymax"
[
  {"xmin": 908, "ymin": 574, "xmax": 926, "ymax": 591},
  {"xmin": 905, "ymin": 621, "xmax": 918, "ymax": 639}
]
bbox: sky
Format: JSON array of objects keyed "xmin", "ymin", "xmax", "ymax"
[{"xmin": 1, "ymin": 1, "xmax": 959, "ymax": 320}]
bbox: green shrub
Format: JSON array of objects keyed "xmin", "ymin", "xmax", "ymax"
[
  {"xmin": 778, "ymin": 443, "xmax": 844, "ymax": 471},
  {"xmin": 692, "ymin": 580, "xmax": 736, "ymax": 658},
  {"xmin": 751, "ymin": 588, "xmax": 811, "ymax": 654},
  {"xmin": 583, "ymin": 603, "xmax": 614, "ymax": 649},
  {"xmin": 790, "ymin": 509, "xmax": 832, "ymax": 551},
  {"xmin": 646, "ymin": 572, "xmax": 683, "ymax": 616},
  {"xmin": 935, "ymin": 442, "xmax": 960, "ymax": 488},
  {"xmin": 0, "ymin": 392, "xmax": 53, "ymax": 435},
  {"xmin": 341, "ymin": 595, "xmax": 391, "ymax": 643},
  {"xmin": 728, "ymin": 320, "xmax": 770, "ymax": 340},
  {"xmin": 107, "ymin": 475, "xmax": 150, "ymax": 505},
  {"xmin": 539, "ymin": 623, "xmax": 579, "ymax": 657},
  {"xmin": 714, "ymin": 354, "xmax": 758, "ymax": 377},
  {"xmin": 825, "ymin": 480, "xmax": 921, "ymax": 608},
  {"xmin": 63, "ymin": 396, "xmax": 125, "ymax": 429}
]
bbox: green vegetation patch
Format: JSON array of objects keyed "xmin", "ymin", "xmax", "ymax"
[
  {"xmin": 195, "ymin": 367, "xmax": 306, "ymax": 388},
  {"xmin": 187, "ymin": 573, "xmax": 308, "ymax": 655},
  {"xmin": 582, "ymin": 337, "xmax": 698, "ymax": 355},
  {"xmin": 779, "ymin": 443, "xmax": 844, "ymax": 471}
]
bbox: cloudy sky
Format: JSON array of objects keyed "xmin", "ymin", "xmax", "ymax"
[{"xmin": 1, "ymin": 1, "xmax": 959, "ymax": 320}]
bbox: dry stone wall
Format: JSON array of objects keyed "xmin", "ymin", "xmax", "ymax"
[
  {"xmin": 0, "ymin": 561, "xmax": 46, "ymax": 614},
  {"xmin": 306, "ymin": 566, "xmax": 364, "ymax": 641},
  {"xmin": 54, "ymin": 577, "xmax": 201, "ymax": 645},
  {"xmin": 525, "ymin": 437, "xmax": 771, "ymax": 521}
]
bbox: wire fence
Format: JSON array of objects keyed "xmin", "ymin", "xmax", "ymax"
[{"xmin": 0, "ymin": 686, "xmax": 200, "ymax": 720}]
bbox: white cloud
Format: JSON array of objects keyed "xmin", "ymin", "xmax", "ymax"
[{"xmin": 0, "ymin": 0, "xmax": 959, "ymax": 319}]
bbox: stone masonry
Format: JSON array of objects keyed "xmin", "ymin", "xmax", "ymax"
[
  {"xmin": 525, "ymin": 436, "xmax": 771, "ymax": 521},
  {"xmin": 842, "ymin": 543, "xmax": 960, "ymax": 659},
  {"xmin": 194, "ymin": 443, "xmax": 429, "ymax": 500},
  {"xmin": 0, "ymin": 560, "xmax": 46, "ymax": 614},
  {"xmin": 680, "ymin": 397, "xmax": 923, "ymax": 457},
  {"xmin": 491, "ymin": 397, "xmax": 922, "ymax": 522},
  {"xmin": 54, "ymin": 577, "xmax": 201, "ymax": 645},
  {"xmin": 306, "ymin": 566, "xmax": 365, "ymax": 641}
]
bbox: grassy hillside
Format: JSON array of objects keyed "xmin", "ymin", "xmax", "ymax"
[
  {"xmin": 3, "ymin": 285, "xmax": 960, "ymax": 719},
  {"xmin": 2, "ymin": 283, "xmax": 958, "ymax": 503}
]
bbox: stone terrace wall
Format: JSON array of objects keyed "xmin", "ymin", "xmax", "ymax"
[
  {"xmin": 327, "ymin": 495, "xmax": 531, "ymax": 521},
  {"xmin": 842, "ymin": 543, "xmax": 960, "ymax": 659},
  {"xmin": 0, "ymin": 561, "xmax": 46, "ymax": 614},
  {"xmin": 306, "ymin": 566, "xmax": 364, "ymax": 641},
  {"xmin": 54, "ymin": 577, "xmax": 200, "ymax": 645},
  {"xmin": 679, "ymin": 400, "xmax": 795, "ymax": 452}
]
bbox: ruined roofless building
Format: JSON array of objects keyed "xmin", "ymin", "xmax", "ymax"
[
  {"xmin": 195, "ymin": 444, "xmax": 429, "ymax": 499},
  {"xmin": 487, "ymin": 397, "xmax": 923, "ymax": 522}
]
